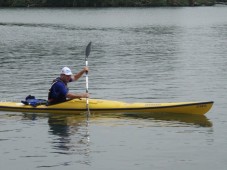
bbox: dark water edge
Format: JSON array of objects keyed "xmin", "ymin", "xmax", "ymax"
[{"xmin": 0, "ymin": 0, "xmax": 217, "ymax": 8}]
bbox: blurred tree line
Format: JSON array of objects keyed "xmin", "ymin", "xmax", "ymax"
[{"xmin": 0, "ymin": 0, "xmax": 220, "ymax": 7}]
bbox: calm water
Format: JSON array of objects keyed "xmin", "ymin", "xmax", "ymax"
[{"xmin": 0, "ymin": 6, "xmax": 227, "ymax": 170}]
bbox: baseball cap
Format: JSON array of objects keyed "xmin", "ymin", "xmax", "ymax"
[{"xmin": 61, "ymin": 67, "xmax": 73, "ymax": 75}]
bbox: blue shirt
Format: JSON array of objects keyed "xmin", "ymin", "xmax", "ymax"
[{"xmin": 48, "ymin": 78, "xmax": 71, "ymax": 104}]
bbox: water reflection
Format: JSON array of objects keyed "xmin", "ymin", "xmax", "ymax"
[
  {"xmin": 0, "ymin": 111, "xmax": 213, "ymax": 168},
  {"xmin": 123, "ymin": 112, "xmax": 213, "ymax": 127},
  {"xmin": 47, "ymin": 114, "xmax": 90, "ymax": 162},
  {"xmin": 3, "ymin": 111, "xmax": 213, "ymax": 130},
  {"xmin": 22, "ymin": 111, "xmax": 213, "ymax": 130},
  {"xmin": 20, "ymin": 111, "xmax": 212, "ymax": 165},
  {"xmin": 22, "ymin": 113, "xmax": 91, "ymax": 165}
]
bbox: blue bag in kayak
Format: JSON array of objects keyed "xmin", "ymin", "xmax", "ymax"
[{"xmin": 21, "ymin": 95, "xmax": 47, "ymax": 107}]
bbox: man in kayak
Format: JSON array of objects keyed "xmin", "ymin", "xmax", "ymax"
[{"xmin": 48, "ymin": 66, "xmax": 89, "ymax": 104}]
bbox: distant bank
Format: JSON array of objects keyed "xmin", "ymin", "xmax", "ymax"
[{"xmin": 0, "ymin": 0, "xmax": 222, "ymax": 7}]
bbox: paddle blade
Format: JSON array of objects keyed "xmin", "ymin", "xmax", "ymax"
[{"xmin": 85, "ymin": 42, "xmax": 92, "ymax": 59}]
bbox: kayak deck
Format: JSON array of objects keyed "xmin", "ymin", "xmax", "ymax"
[{"xmin": 0, "ymin": 99, "xmax": 214, "ymax": 115}]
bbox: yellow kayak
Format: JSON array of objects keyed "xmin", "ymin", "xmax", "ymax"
[{"xmin": 0, "ymin": 98, "xmax": 213, "ymax": 115}]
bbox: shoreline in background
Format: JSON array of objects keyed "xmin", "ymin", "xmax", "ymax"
[{"xmin": 0, "ymin": 0, "xmax": 220, "ymax": 8}]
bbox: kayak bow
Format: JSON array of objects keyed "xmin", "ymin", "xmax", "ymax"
[{"xmin": 0, "ymin": 99, "xmax": 213, "ymax": 115}]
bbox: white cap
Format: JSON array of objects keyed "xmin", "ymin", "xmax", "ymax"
[{"xmin": 61, "ymin": 67, "xmax": 73, "ymax": 75}]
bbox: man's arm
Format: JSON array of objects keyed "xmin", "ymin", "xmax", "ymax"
[
  {"xmin": 66, "ymin": 92, "xmax": 89, "ymax": 99},
  {"xmin": 73, "ymin": 67, "xmax": 88, "ymax": 81}
]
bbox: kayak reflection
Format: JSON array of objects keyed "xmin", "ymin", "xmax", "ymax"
[
  {"xmin": 122, "ymin": 112, "xmax": 213, "ymax": 127},
  {"xmin": 21, "ymin": 111, "xmax": 212, "ymax": 153},
  {"xmin": 46, "ymin": 112, "xmax": 212, "ymax": 128},
  {"xmin": 22, "ymin": 111, "xmax": 213, "ymax": 128},
  {"xmin": 20, "ymin": 111, "xmax": 212, "ymax": 164}
]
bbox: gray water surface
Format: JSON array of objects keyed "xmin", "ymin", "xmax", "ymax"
[{"xmin": 0, "ymin": 6, "xmax": 227, "ymax": 170}]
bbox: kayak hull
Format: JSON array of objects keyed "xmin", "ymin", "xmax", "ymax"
[{"xmin": 0, "ymin": 99, "xmax": 213, "ymax": 115}]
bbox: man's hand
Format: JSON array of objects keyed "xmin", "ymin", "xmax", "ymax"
[{"xmin": 83, "ymin": 66, "xmax": 89, "ymax": 73}]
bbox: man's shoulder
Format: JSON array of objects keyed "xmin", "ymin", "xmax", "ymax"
[{"xmin": 52, "ymin": 81, "xmax": 65, "ymax": 88}]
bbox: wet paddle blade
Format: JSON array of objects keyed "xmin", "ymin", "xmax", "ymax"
[{"xmin": 85, "ymin": 42, "xmax": 92, "ymax": 59}]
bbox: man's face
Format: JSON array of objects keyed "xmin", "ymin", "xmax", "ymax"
[{"xmin": 61, "ymin": 74, "xmax": 71, "ymax": 83}]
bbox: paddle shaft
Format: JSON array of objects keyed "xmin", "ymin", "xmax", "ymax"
[
  {"xmin": 85, "ymin": 42, "xmax": 91, "ymax": 120},
  {"xmin": 85, "ymin": 60, "xmax": 89, "ymax": 114}
]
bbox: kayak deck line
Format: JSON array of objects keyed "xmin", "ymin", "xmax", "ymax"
[
  {"xmin": 0, "ymin": 99, "xmax": 214, "ymax": 115},
  {"xmin": 0, "ymin": 101, "xmax": 213, "ymax": 110}
]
